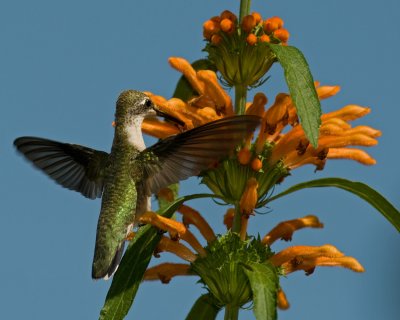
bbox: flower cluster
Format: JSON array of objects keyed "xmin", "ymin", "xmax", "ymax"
[
  {"xmin": 203, "ymin": 11, "xmax": 290, "ymax": 46},
  {"xmin": 142, "ymin": 57, "xmax": 380, "ymax": 217},
  {"xmin": 201, "ymin": 10, "xmax": 291, "ymax": 87},
  {"xmin": 139, "ymin": 192, "xmax": 364, "ymax": 312}
]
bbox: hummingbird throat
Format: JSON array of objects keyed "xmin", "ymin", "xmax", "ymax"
[{"xmin": 125, "ymin": 117, "xmax": 146, "ymax": 151}]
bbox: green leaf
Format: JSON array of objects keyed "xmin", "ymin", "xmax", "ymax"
[
  {"xmin": 242, "ymin": 262, "xmax": 278, "ymax": 320},
  {"xmin": 185, "ymin": 294, "xmax": 221, "ymax": 320},
  {"xmin": 99, "ymin": 193, "xmax": 222, "ymax": 320},
  {"xmin": 268, "ymin": 177, "xmax": 400, "ymax": 232},
  {"xmin": 172, "ymin": 59, "xmax": 217, "ymax": 100},
  {"xmin": 99, "ymin": 223, "xmax": 161, "ymax": 320},
  {"xmin": 267, "ymin": 44, "xmax": 321, "ymax": 147}
]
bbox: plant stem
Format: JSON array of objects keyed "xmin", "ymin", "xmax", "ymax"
[
  {"xmin": 234, "ymin": 84, "xmax": 247, "ymax": 115},
  {"xmin": 239, "ymin": 0, "xmax": 251, "ymax": 22},
  {"xmin": 224, "ymin": 304, "xmax": 239, "ymax": 320},
  {"xmin": 232, "ymin": 203, "xmax": 242, "ymax": 234}
]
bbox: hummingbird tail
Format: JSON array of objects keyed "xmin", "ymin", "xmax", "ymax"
[{"xmin": 92, "ymin": 241, "xmax": 125, "ymax": 280}]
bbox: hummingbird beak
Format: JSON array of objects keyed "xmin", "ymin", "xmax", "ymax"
[{"xmin": 151, "ymin": 105, "xmax": 185, "ymax": 127}]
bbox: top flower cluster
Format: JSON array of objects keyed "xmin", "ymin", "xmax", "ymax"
[{"xmin": 203, "ymin": 10, "xmax": 290, "ymax": 46}]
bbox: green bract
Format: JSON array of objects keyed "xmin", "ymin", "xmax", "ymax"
[
  {"xmin": 201, "ymin": 143, "xmax": 289, "ymax": 206},
  {"xmin": 191, "ymin": 232, "xmax": 276, "ymax": 308},
  {"xmin": 205, "ymin": 32, "xmax": 276, "ymax": 88}
]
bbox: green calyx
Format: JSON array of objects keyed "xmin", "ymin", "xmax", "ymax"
[
  {"xmin": 205, "ymin": 31, "xmax": 276, "ymax": 88},
  {"xmin": 201, "ymin": 142, "xmax": 289, "ymax": 206},
  {"xmin": 191, "ymin": 232, "xmax": 275, "ymax": 308}
]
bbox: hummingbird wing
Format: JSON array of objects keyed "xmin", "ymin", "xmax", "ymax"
[
  {"xmin": 14, "ymin": 137, "xmax": 109, "ymax": 199},
  {"xmin": 140, "ymin": 115, "xmax": 261, "ymax": 195}
]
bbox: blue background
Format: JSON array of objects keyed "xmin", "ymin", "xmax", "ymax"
[{"xmin": 1, "ymin": 0, "xmax": 399, "ymax": 319}]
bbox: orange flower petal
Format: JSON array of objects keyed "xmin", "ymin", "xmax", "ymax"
[
  {"xmin": 239, "ymin": 178, "xmax": 259, "ymax": 215},
  {"xmin": 138, "ymin": 212, "xmax": 206, "ymax": 257},
  {"xmin": 262, "ymin": 215, "xmax": 324, "ymax": 246},
  {"xmin": 264, "ymin": 93, "xmax": 291, "ymax": 134},
  {"xmin": 327, "ymin": 148, "xmax": 376, "ymax": 165},
  {"xmin": 246, "ymin": 92, "xmax": 267, "ymax": 117},
  {"xmin": 318, "ymin": 134, "xmax": 378, "ymax": 148},
  {"xmin": 277, "ymin": 289, "xmax": 290, "ymax": 310},
  {"xmin": 156, "ymin": 236, "xmax": 197, "ymax": 262},
  {"xmin": 317, "ymin": 85, "xmax": 341, "ymax": 100},
  {"xmin": 270, "ymin": 244, "xmax": 344, "ymax": 267},
  {"xmin": 142, "ymin": 119, "xmax": 180, "ymax": 139},
  {"xmin": 169, "ymin": 57, "xmax": 205, "ymax": 94},
  {"xmin": 321, "ymin": 105, "xmax": 371, "ymax": 122},
  {"xmin": 143, "ymin": 263, "xmax": 191, "ymax": 283},
  {"xmin": 196, "ymin": 70, "xmax": 234, "ymax": 115},
  {"xmin": 237, "ymin": 146, "xmax": 252, "ymax": 165},
  {"xmin": 178, "ymin": 205, "xmax": 217, "ymax": 243},
  {"xmin": 224, "ymin": 208, "xmax": 235, "ymax": 230}
]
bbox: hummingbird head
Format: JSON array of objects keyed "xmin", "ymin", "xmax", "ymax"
[{"xmin": 115, "ymin": 90, "xmax": 184, "ymax": 127}]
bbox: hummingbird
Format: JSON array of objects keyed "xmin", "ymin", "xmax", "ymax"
[{"xmin": 14, "ymin": 90, "xmax": 260, "ymax": 279}]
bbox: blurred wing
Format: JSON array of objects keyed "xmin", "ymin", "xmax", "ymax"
[
  {"xmin": 14, "ymin": 137, "xmax": 110, "ymax": 199},
  {"xmin": 140, "ymin": 115, "xmax": 261, "ymax": 195}
]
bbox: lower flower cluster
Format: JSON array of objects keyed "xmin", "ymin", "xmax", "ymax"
[{"xmin": 138, "ymin": 191, "xmax": 364, "ymax": 312}]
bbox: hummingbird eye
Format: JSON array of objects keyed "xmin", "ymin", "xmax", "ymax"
[{"xmin": 144, "ymin": 99, "xmax": 152, "ymax": 108}]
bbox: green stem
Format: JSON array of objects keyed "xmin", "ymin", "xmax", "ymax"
[
  {"xmin": 224, "ymin": 304, "xmax": 239, "ymax": 320},
  {"xmin": 232, "ymin": 203, "xmax": 242, "ymax": 234},
  {"xmin": 239, "ymin": 0, "xmax": 251, "ymax": 22},
  {"xmin": 234, "ymin": 84, "xmax": 247, "ymax": 115}
]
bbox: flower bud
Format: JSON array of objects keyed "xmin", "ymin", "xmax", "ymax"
[
  {"xmin": 259, "ymin": 34, "xmax": 271, "ymax": 43},
  {"xmin": 220, "ymin": 18, "xmax": 235, "ymax": 34},
  {"xmin": 274, "ymin": 28, "xmax": 290, "ymax": 43},
  {"xmin": 220, "ymin": 10, "xmax": 237, "ymax": 22},
  {"xmin": 251, "ymin": 157, "xmax": 263, "ymax": 172},
  {"xmin": 263, "ymin": 16, "xmax": 284, "ymax": 34},
  {"xmin": 251, "ymin": 12, "xmax": 262, "ymax": 24},
  {"xmin": 242, "ymin": 15, "xmax": 256, "ymax": 33},
  {"xmin": 246, "ymin": 33, "xmax": 258, "ymax": 46}
]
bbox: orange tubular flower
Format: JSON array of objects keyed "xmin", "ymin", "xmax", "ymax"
[
  {"xmin": 141, "ymin": 118, "xmax": 180, "ymax": 139},
  {"xmin": 316, "ymin": 84, "xmax": 341, "ymax": 100},
  {"xmin": 155, "ymin": 236, "xmax": 197, "ymax": 263},
  {"xmin": 246, "ymin": 92, "xmax": 267, "ymax": 117},
  {"xmin": 237, "ymin": 146, "xmax": 252, "ymax": 165},
  {"xmin": 261, "ymin": 86, "xmax": 380, "ymax": 171},
  {"xmin": 262, "ymin": 215, "xmax": 324, "ymax": 246},
  {"xmin": 178, "ymin": 204, "xmax": 217, "ymax": 244},
  {"xmin": 223, "ymin": 208, "xmax": 235, "ymax": 230},
  {"xmin": 239, "ymin": 177, "xmax": 259, "ymax": 215},
  {"xmin": 269, "ymin": 244, "xmax": 364, "ymax": 275},
  {"xmin": 143, "ymin": 263, "xmax": 191, "ymax": 283},
  {"xmin": 138, "ymin": 212, "xmax": 206, "ymax": 257},
  {"xmin": 142, "ymin": 57, "xmax": 239, "ymax": 138},
  {"xmin": 277, "ymin": 289, "xmax": 290, "ymax": 310}
]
